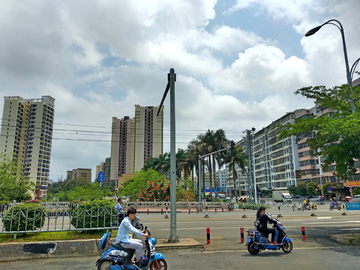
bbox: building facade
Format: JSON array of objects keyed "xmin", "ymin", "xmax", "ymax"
[
  {"xmin": 0, "ymin": 95, "xmax": 55, "ymax": 199},
  {"xmin": 96, "ymin": 162, "xmax": 105, "ymax": 181},
  {"xmin": 67, "ymin": 168, "xmax": 92, "ymax": 183},
  {"xmin": 110, "ymin": 105, "xmax": 163, "ymax": 182}
]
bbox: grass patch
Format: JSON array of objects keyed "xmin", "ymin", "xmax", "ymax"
[{"xmin": 0, "ymin": 230, "xmax": 118, "ymax": 244}]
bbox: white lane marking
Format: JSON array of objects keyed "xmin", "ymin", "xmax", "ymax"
[
  {"xmin": 317, "ymin": 217, "xmax": 332, "ymax": 219},
  {"xmin": 348, "ymin": 221, "xmax": 360, "ymax": 223},
  {"xmin": 341, "ymin": 228, "xmax": 360, "ymax": 230}
]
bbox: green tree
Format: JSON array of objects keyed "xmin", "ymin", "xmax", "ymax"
[
  {"xmin": 322, "ymin": 181, "xmax": 332, "ymax": 197},
  {"xmin": 120, "ymin": 169, "xmax": 167, "ymax": 201},
  {"xmin": 307, "ymin": 181, "xmax": 318, "ymax": 196},
  {"xmin": 354, "ymin": 186, "xmax": 360, "ymax": 195},
  {"xmin": 279, "ymin": 84, "xmax": 360, "ymax": 180},
  {"xmin": 288, "ymin": 185, "xmax": 298, "ymax": 196},
  {"xmin": 297, "ymin": 182, "xmax": 307, "ymax": 197},
  {"xmin": 0, "ymin": 156, "xmax": 34, "ymax": 201}
]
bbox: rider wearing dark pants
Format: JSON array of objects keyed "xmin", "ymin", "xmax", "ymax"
[{"xmin": 256, "ymin": 206, "xmax": 278, "ymax": 244}]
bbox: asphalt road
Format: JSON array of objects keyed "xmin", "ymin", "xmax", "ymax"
[{"xmin": 1, "ymin": 204, "xmax": 359, "ymax": 269}]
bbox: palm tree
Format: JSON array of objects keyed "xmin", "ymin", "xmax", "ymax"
[{"xmin": 224, "ymin": 145, "xmax": 247, "ymax": 202}]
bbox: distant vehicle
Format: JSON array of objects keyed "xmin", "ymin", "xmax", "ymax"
[
  {"xmin": 352, "ymin": 195, "xmax": 360, "ymax": 202},
  {"xmin": 273, "ymin": 191, "xmax": 292, "ymax": 202},
  {"xmin": 217, "ymin": 194, "xmax": 226, "ymax": 199},
  {"xmin": 312, "ymin": 196, "xmax": 325, "ymax": 202}
]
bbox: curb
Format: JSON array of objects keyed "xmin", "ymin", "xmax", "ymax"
[{"xmin": 0, "ymin": 238, "xmax": 204, "ymax": 262}]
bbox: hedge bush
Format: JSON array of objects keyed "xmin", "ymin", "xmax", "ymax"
[
  {"xmin": 70, "ymin": 200, "xmax": 117, "ymax": 229},
  {"xmin": 3, "ymin": 203, "xmax": 47, "ymax": 232}
]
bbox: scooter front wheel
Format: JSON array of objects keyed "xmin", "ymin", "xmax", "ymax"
[
  {"xmin": 281, "ymin": 240, "xmax": 293, "ymax": 253},
  {"xmin": 150, "ymin": 259, "xmax": 167, "ymax": 270},
  {"xmin": 247, "ymin": 241, "xmax": 259, "ymax": 255},
  {"xmin": 97, "ymin": 259, "xmax": 114, "ymax": 270}
]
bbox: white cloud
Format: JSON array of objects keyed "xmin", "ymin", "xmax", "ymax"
[{"xmin": 0, "ymin": 0, "xmax": 358, "ymax": 182}]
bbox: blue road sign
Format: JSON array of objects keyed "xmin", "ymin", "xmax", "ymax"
[
  {"xmin": 98, "ymin": 171, "xmax": 104, "ymax": 182},
  {"xmin": 327, "ymin": 187, "xmax": 332, "ymax": 191}
]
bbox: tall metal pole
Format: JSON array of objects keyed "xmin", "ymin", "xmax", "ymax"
[
  {"xmin": 169, "ymin": 68, "xmax": 178, "ymax": 242},
  {"xmin": 305, "ymin": 19, "xmax": 355, "ymax": 113},
  {"xmin": 338, "ymin": 22, "xmax": 355, "ymax": 114},
  {"xmin": 198, "ymin": 155, "xmax": 202, "ymax": 211}
]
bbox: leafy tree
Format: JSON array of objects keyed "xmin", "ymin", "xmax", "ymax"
[
  {"xmin": 0, "ymin": 156, "xmax": 34, "ymax": 201},
  {"xmin": 137, "ymin": 179, "xmax": 170, "ymax": 201},
  {"xmin": 279, "ymin": 84, "xmax": 360, "ymax": 180},
  {"xmin": 322, "ymin": 181, "xmax": 332, "ymax": 197},
  {"xmin": 288, "ymin": 185, "xmax": 298, "ymax": 196},
  {"xmin": 48, "ymin": 183, "xmax": 113, "ymax": 202},
  {"xmin": 120, "ymin": 169, "xmax": 167, "ymax": 201},
  {"xmin": 307, "ymin": 181, "xmax": 318, "ymax": 196},
  {"xmin": 297, "ymin": 182, "xmax": 307, "ymax": 197},
  {"xmin": 354, "ymin": 186, "xmax": 360, "ymax": 195}
]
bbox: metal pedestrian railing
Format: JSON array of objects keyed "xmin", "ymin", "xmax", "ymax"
[{"xmin": 0, "ymin": 202, "xmax": 118, "ymax": 238}]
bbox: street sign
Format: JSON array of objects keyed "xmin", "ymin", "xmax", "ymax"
[
  {"xmin": 327, "ymin": 187, "xmax": 332, "ymax": 191},
  {"xmin": 98, "ymin": 171, "xmax": 104, "ymax": 183},
  {"xmin": 315, "ymin": 188, "xmax": 318, "ymax": 192}
]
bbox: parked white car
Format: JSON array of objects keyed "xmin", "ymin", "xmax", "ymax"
[{"xmin": 352, "ymin": 195, "xmax": 360, "ymax": 202}]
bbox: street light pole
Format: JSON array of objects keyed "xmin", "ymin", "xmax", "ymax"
[{"xmin": 305, "ymin": 19, "xmax": 355, "ymax": 113}]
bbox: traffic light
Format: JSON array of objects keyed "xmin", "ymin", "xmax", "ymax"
[
  {"xmin": 220, "ymin": 144, "xmax": 224, "ymax": 158},
  {"xmin": 230, "ymin": 140, "xmax": 235, "ymax": 156}
]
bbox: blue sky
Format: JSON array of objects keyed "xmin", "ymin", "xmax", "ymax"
[{"xmin": 0, "ymin": 0, "xmax": 359, "ymax": 181}]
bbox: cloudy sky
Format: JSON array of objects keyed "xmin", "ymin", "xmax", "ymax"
[{"xmin": 0, "ymin": 0, "xmax": 359, "ymax": 182}]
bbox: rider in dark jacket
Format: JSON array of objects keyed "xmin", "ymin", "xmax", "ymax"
[{"xmin": 256, "ymin": 206, "xmax": 278, "ymax": 244}]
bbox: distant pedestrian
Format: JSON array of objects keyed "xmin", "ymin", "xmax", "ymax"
[{"xmin": 116, "ymin": 198, "xmax": 125, "ymax": 225}]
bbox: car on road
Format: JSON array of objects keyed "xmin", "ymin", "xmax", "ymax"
[{"xmin": 352, "ymin": 195, "xmax": 360, "ymax": 202}]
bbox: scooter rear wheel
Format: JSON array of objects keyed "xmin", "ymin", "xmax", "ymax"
[
  {"xmin": 281, "ymin": 240, "xmax": 293, "ymax": 253},
  {"xmin": 247, "ymin": 241, "xmax": 259, "ymax": 255},
  {"xmin": 150, "ymin": 259, "xmax": 167, "ymax": 270}
]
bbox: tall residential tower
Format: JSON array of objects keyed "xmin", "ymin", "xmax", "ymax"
[
  {"xmin": 110, "ymin": 105, "xmax": 163, "ymax": 183},
  {"xmin": 0, "ymin": 96, "xmax": 55, "ymax": 199}
]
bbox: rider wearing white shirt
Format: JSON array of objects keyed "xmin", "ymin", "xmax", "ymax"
[{"xmin": 115, "ymin": 206, "xmax": 148, "ymax": 264}]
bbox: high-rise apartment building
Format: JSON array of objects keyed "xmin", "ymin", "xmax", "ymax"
[
  {"xmin": 104, "ymin": 157, "xmax": 111, "ymax": 185},
  {"xmin": 0, "ymin": 95, "xmax": 55, "ymax": 199},
  {"xmin": 238, "ymin": 112, "xmax": 300, "ymax": 195},
  {"xmin": 110, "ymin": 105, "xmax": 163, "ymax": 182}
]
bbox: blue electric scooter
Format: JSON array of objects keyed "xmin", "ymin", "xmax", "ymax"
[
  {"xmin": 96, "ymin": 227, "xmax": 167, "ymax": 270},
  {"xmin": 246, "ymin": 217, "xmax": 293, "ymax": 255}
]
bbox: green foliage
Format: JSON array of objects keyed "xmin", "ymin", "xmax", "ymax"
[
  {"xmin": 354, "ymin": 186, "xmax": 360, "ymax": 195},
  {"xmin": 177, "ymin": 190, "xmax": 196, "ymax": 202},
  {"xmin": 278, "ymin": 84, "xmax": 360, "ymax": 180},
  {"xmin": 138, "ymin": 179, "xmax": 170, "ymax": 201},
  {"xmin": 322, "ymin": 181, "xmax": 332, "ymax": 196},
  {"xmin": 297, "ymin": 182, "xmax": 308, "ymax": 197},
  {"xmin": 0, "ymin": 156, "xmax": 34, "ymax": 202},
  {"xmin": 288, "ymin": 185, "xmax": 298, "ymax": 196},
  {"xmin": 3, "ymin": 203, "xmax": 47, "ymax": 232},
  {"xmin": 120, "ymin": 169, "xmax": 167, "ymax": 201},
  {"xmin": 48, "ymin": 182, "xmax": 113, "ymax": 202},
  {"xmin": 306, "ymin": 182, "xmax": 318, "ymax": 196},
  {"xmin": 70, "ymin": 200, "xmax": 116, "ymax": 229}
]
